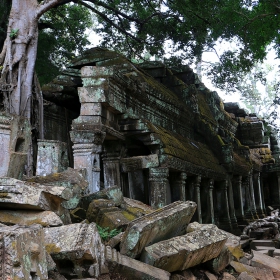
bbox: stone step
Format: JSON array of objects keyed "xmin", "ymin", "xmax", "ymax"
[
  {"xmin": 251, "ymin": 240, "xmax": 275, "ymax": 250},
  {"xmin": 249, "ymin": 227, "xmax": 272, "ymax": 239}
]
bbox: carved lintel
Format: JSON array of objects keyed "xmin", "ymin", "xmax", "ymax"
[{"xmin": 121, "ymin": 154, "xmax": 159, "ymax": 172}]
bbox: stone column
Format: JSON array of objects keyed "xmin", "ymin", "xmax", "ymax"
[
  {"xmin": 217, "ymin": 180, "xmax": 232, "ymax": 232},
  {"xmin": 194, "ymin": 175, "xmax": 202, "ymax": 223},
  {"xmin": 149, "ymin": 167, "xmax": 169, "ymax": 209},
  {"xmin": 233, "ymin": 175, "xmax": 246, "ymax": 224},
  {"xmin": 36, "ymin": 140, "xmax": 68, "ymax": 176},
  {"xmin": 0, "ymin": 114, "xmax": 11, "ymax": 177},
  {"xmin": 260, "ymin": 173, "xmax": 266, "ymax": 216},
  {"xmin": 172, "ymin": 172, "xmax": 187, "ymax": 201},
  {"xmin": 227, "ymin": 177, "xmax": 240, "ymax": 234},
  {"xmin": 249, "ymin": 172, "xmax": 258, "ymax": 219},
  {"xmin": 102, "ymin": 152, "xmax": 121, "ymax": 189},
  {"xmin": 70, "ymin": 130, "xmax": 105, "ymax": 194},
  {"xmin": 253, "ymin": 172, "xmax": 265, "ymax": 218},
  {"xmin": 243, "ymin": 174, "xmax": 256, "ymax": 222},
  {"xmin": 208, "ymin": 179, "xmax": 215, "ymax": 224}
]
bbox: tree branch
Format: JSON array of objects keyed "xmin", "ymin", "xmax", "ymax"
[
  {"xmin": 78, "ymin": 0, "xmax": 143, "ymax": 43},
  {"xmin": 82, "ymin": 0, "xmax": 143, "ymax": 24},
  {"xmin": 36, "ymin": 0, "xmax": 71, "ymax": 19}
]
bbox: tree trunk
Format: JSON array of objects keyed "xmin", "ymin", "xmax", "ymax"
[
  {"xmin": 0, "ymin": 0, "xmax": 63, "ymax": 176},
  {"xmin": 0, "ymin": 0, "xmax": 39, "ymax": 118}
]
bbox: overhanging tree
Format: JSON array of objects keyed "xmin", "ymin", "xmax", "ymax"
[{"xmin": 0, "ymin": 0, "xmax": 279, "ymax": 175}]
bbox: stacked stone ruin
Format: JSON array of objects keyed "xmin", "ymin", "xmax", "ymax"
[{"xmin": 1, "ymin": 48, "xmax": 280, "ymax": 279}]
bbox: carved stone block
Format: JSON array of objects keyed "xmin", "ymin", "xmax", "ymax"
[
  {"xmin": 0, "ymin": 177, "xmax": 71, "ymax": 224},
  {"xmin": 36, "ymin": 140, "xmax": 68, "ymax": 176},
  {"xmin": 141, "ymin": 224, "xmax": 228, "ymax": 272},
  {"xmin": 0, "ymin": 224, "xmax": 48, "ymax": 280},
  {"xmin": 105, "ymin": 246, "xmax": 170, "ymax": 280},
  {"xmin": 44, "ymin": 223, "xmax": 105, "ymax": 278},
  {"xmin": 120, "ymin": 201, "xmax": 197, "ymax": 258}
]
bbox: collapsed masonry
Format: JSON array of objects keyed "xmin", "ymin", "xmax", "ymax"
[
  {"xmin": 2, "ymin": 48, "xmax": 279, "ymax": 232},
  {"xmin": 1, "ymin": 47, "xmax": 280, "ymax": 279}
]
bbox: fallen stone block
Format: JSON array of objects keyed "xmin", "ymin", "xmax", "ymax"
[
  {"xmin": 25, "ymin": 167, "xmax": 88, "ymax": 210},
  {"xmin": 230, "ymin": 260, "xmax": 274, "ymax": 280},
  {"xmin": 237, "ymin": 272, "xmax": 256, "ymax": 280},
  {"xmin": 0, "ymin": 177, "xmax": 71, "ymax": 224},
  {"xmin": 0, "ymin": 224, "xmax": 48, "ymax": 280},
  {"xmin": 204, "ymin": 246, "xmax": 232, "ymax": 273},
  {"xmin": 104, "ymin": 246, "xmax": 170, "ymax": 280},
  {"xmin": 141, "ymin": 224, "xmax": 227, "ymax": 272},
  {"xmin": 98, "ymin": 210, "xmax": 130, "ymax": 230},
  {"xmin": 44, "ymin": 223, "xmax": 105, "ymax": 278},
  {"xmin": 221, "ymin": 272, "xmax": 236, "ymax": 280},
  {"xmin": 123, "ymin": 197, "xmax": 154, "ymax": 217},
  {"xmin": 251, "ymin": 249, "xmax": 280, "ymax": 271},
  {"xmin": 180, "ymin": 269, "xmax": 197, "ymax": 279},
  {"xmin": 81, "ymin": 186, "xmax": 124, "ymax": 211},
  {"xmin": 187, "ymin": 222, "xmax": 244, "ymax": 261},
  {"xmin": 120, "ymin": 200, "xmax": 197, "ymax": 258},
  {"xmin": 106, "ymin": 232, "xmax": 124, "ymax": 248},
  {"xmin": 70, "ymin": 207, "xmax": 87, "ymax": 223},
  {"xmin": 0, "ymin": 210, "xmax": 63, "ymax": 226},
  {"xmin": 86, "ymin": 199, "xmax": 116, "ymax": 223}
]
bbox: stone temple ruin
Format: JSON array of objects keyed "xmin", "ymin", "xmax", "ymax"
[{"xmin": 1, "ymin": 48, "xmax": 280, "ymax": 279}]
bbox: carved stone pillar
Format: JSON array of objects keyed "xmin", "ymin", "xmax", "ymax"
[
  {"xmin": 243, "ymin": 173, "xmax": 257, "ymax": 222},
  {"xmin": 227, "ymin": 177, "xmax": 240, "ymax": 234},
  {"xmin": 36, "ymin": 140, "xmax": 68, "ymax": 176},
  {"xmin": 249, "ymin": 172, "xmax": 258, "ymax": 219},
  {"xmin": 102, "ymin": 152, "xmax": 121, "ymax": 189},
  {"xmin": 260, "ymin": 173, "xmax": 266, "ymax": 216},
  {"xmin": 233, "ymin": 175, "xmax": 246, "ymax": 224},
  {"xmin": 70, "ymin": 130, "xmax": 105, "ymax": 194},
  {"xmin": 217, "ymin": 180, "xmax": 232, "ymax": 232},
  {"xmin": 0, "ymin": 114, "xmax": 12, "ymax": 177},
  {"xmin": 208, "ymin": 179, "xmax": 215, "ymax": 224},
  {"xmin": 253, "ymin": 172, "xmax": 265, "ymax": 218},
  {"xmin": 149, "ymin": 167, "xmax": 169, "ymax": 209},
  {"xmin": 171, "ymin": 172, "xmax": 187, "ymax": 201},
  {"xmin": 194, "ymin": 175, "xmax": 202, "ymax": 223}
]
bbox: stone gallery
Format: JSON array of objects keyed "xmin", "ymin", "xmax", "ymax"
[{"xmin": 1, "ymin": 48, "xmax": 280, "ymax": 279}]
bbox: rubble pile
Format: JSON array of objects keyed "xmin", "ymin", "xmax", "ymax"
[{"xmin": 1, "ymin": 169, "xmax": 280, "ymax": 279}]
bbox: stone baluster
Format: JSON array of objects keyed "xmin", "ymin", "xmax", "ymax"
[
  {"xmin": 70, "ymin": 130, "xmax": 105, "ymax": 194},
  {"xmin": 172, "ymin": 172, "xmax": 187, "ymax": 202},
  {"xmin": 260, "ymin": 173, "xmax": 266, "ymax": 216},
  {"xmin": 243, "ymin": 174, "xmax": 255, "ymax": 222},
  {"xmin": 0, "ymin": 114, "xmax": 12, "ymax": 177},
  {"xmin": 249, "ymin": 172, "xmax": 258, "ymax": 219},
  {"xmin": 217, "ymin": 180, "xmax": 232, "ymax": 232},
  {"xmin": 253, "ymin": 172, "xmax": 265, "ymax": 218},
  {"xmin": 194, "ymin": 175, "xmax": 202, "ymax": 223},
  {"xmin": 208, "ymin": 179, "xmax": 215, "ymax": 224},
  {"xmin": 227, "ymin": 177, "xmax": 240, "ymax": 234},
  {"xmin": 102, "ymin": 151, "xmax": 121, "ymax": 189},
  {"xmin": 233, "ymin": 175, "xmax": 246, "ymax": 224},
  {"xmin": 149, "ymin": 167, "xmax": 169, "ymax": 209}
]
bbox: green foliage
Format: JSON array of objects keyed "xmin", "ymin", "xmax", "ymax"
[
  {"xmin": 97, "ymin": 225, "xmax": 121, "ymax": 242},
  {"xmin": 36, "ymin": 4, "xmax": 92, "ymax": 85},
  {"xmin": 90, "ymin": 0, "xmax": 279, "ymax": 88},
  {"xmin": 9, "ymin": 28, "xmax": 18, "ymax": 39}
]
